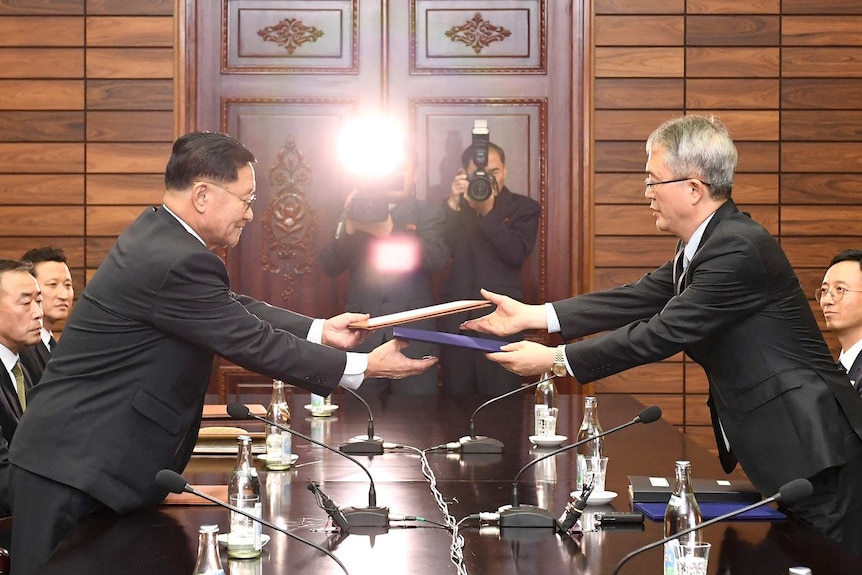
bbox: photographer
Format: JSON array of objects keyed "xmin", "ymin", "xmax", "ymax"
[
  {"xmin": 440, "ymin": 139, "xmax": 541, "ymax": 395},
  {"xmin": 320, "ymin": 161, "xmax": 450, "ymax": 395}
]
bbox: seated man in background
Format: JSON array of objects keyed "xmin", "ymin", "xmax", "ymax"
[
  {"xmin": 818, "ymin": 248, "xmax": 862, "ymax": 395},
  {"xmin": 0, "ymin": 260, "xmax": 42, "ymax": 445},
  {"xmin": 19, "ymin": 246, "xmax": 74, "ymax": 383},
  {"xmin": 320, "ymin": 160, "xmax": 449, "ymax": 394}
]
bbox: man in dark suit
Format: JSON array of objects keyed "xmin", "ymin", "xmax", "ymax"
[
  {"xmin": 819, "ymin": 249, "xmax": 862, "ymax": 396},
  {"xmin": 320, "ymin": 161, "xmax": 449, "ymax": 394},
  {"xmin": 18, "ymin": 246, "xmax": 74, "ymax": 383},
  {"xmin": 439, "ymin": 141, "xmax": 540, "ymax": 395},
  {"xmin": 462, "ymin": 115, "xmax": 862, "ymax": 555},
  {"xmin": 0, "ymin": 260, "xmax": 42, "ymax": 446},
  {"xmin": 8, "ymin": 132, "xmax": 438, "ymax": 574}
]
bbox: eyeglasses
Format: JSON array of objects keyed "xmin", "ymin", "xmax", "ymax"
[
  {"xmin": 815, "ymin": 286, "xmax": 862, "ymax": 303},
  {"xmin": 644, "ymin": 177, "xmax": 712, "ymax": 190},
  {"xmin": 195, "ymin": 181, "xmax": 256, "ymax": 212}
]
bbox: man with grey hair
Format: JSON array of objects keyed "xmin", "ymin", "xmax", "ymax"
[{"xmin": 461, "ymin": 115, "xmax": 862, "ymax": 555}]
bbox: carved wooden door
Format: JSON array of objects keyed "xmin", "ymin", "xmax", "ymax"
[{"xmin": 183, "ymin": 0, "xmax": 581, "ymax": 391}]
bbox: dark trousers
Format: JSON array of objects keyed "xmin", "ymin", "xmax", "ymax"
[
  {"xmin": 787, "ymin": 430, "xmax": 862, "ymax": 557},
  {"xmin": 10, "ymin": 465, "xmax": 107, "ymax": 574}
]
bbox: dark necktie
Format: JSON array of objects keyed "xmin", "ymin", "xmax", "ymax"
[
  {"xmin": 673, "ymin": 245, "xmax": 686, "ymax": 295},
  {"xmin": 11, "ymin": 362, "xmax": 25, "ymax": 411},
  {"xmin": 48, "ymin": 335, "xmax": 57, "ymax": 351}
]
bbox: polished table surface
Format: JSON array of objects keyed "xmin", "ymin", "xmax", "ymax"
[{"xmin": 33, "ymin": 391, "xmax": 862, "ymax": 574}]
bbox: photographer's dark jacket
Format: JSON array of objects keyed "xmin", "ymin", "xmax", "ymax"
[
  {"xmin": 442, "ymin": 186, "xmax": 540, "ymax": 302},
  {"xmin": 320, "ymin": 196, "xmax": 449, "ymax": 355}
]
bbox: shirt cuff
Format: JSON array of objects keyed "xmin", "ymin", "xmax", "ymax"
[
  {"xmin": 545, "ymin": 303, "xmax": 561, "ymax": 334},
  {"xmin": 307, "ymin": 319, "xmax": 324, "ymax": 344},
  {"xmin": 340, "ymin": 352, "xmax": 367, "ymax": 389}
]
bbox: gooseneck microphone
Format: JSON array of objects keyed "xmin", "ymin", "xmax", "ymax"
[
  {"xmin": 610, "ymin": 478, "xmax": 813, "ymax": 575},
  {"xmin": 458, "ymin": 374, "xmax": 555, "ymax": 454},
  {"xmin": 498, "ymin": 405, "xmax": 663, "ymax": 528},
  {"xmin": 227, "ymin": 402, "xmax": 389, "ymax": 528},
  {"xmin": 155, "ymin": 469, "xmax": 350, "ymax": 574},
  {"xmin": 339, "ymin": 387, "xmax": 384, "ymax": 455}
]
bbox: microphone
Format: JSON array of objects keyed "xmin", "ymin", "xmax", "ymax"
[
  {"xmin": 610, "ymin": 478, "xmax": 813, "ymax": 575},
  {"xmin": 307, "ymin": 480, "xmax": 351, "ymax": 533},
  {"xmin": 338, "ymin": 387, "xmax": 384, "ymax": 455},
  {"xmin": 155, "ymin": 469, "xmax": 350, "ymax": 575},
  {"xmin": 498, "ymin": 405, "xmax": 662, "ymax": 528},
  {"xmin": 457, "ymin": 374, "xmax": 555, "ymax": 454},
  {"xmin": 227, "ymin": 402, "xmax": 389, "ymax": 528}
]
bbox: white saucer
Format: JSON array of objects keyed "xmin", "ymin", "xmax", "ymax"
[
  {"xmin": 529, "ymin": 434, "xmax": 568, "ymax": 448},
  {"xmin": 217, "ymin": 533, "xmax": 271, "ymax": 547},
  {"xmin": 255, "ymin": 453, "xmax": 300, "ymax": 466},
  {"xmin": 304, "ymin": 404, "xmax": 339, "ymax": 417},
  {"xmin": 570, "ymin": 490, "xmax": 617, "ymax": 506}
]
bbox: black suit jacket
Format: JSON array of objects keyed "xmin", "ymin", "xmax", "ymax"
[
  {"xmin": 320, "ymin": 196, "xmax": 450, "ymax": 351},
  {"xmin": 19, "ymin": 340, "xmax": 50, "ymax": 385},
  {"xmin": 10, "ymin": 206, "xmax": 348, "ymax": 513},
  {"xmin": 553, "ymin": 200, "xmax": 862, "ymax": 496},
  {"xmin": 442, "ymin": 186, "xmax": 540, "ymax": 302}
]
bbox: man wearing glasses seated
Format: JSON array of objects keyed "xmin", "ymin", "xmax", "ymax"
[{"xmin": 818, "ymin": 249, "xmax": 862, "ymax": 396}]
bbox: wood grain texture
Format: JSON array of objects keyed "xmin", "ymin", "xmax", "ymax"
[
  {"xmin": 86, "ymin": 79, "xmax": 173, "ymax": 110},
  {"xmin": 781, "ymin": 174, "xmax": 862, "ymax": 204},
  {"xmin": 85, "ymin": 205, "xmax": 147, "ymax": 235},
  {"xmin": 0, "ymin": 237, "xmax": 84, "ymax": 266},
  {"xmin": 595, "ymin": 78, "xmax": 685, "ymax": 109},
  {"xmin": 686, "ymin": 47, "xmax": 780, "ymax": 77},
  {"xmin": 594, "ymin": 15, "xmax": 683, "ymax": 46},
  {"xmin": 595, "ymin": 47, "xmax": 684, "ymax": 78},
  {"xmin": 781, "ymin": 206, "xmax": 862, "ymax": 236},
  {"xmin": 0, "ymin": 175, "xmax": 84, "ymax": 204},
  {"xmin": 782, "ymin": 111, "xmax": 862, "ymax": 141},
  {"xmin": 598, "ymin": 362, "xmax": 684, "ymax": 394},
  {"xmin": 0, "ymin": 80, "xmax": 84, "ymax": 109},
  {"xmin": 595, "ymin": 110, "xmax": 684, "ymax": 141},
  {"xmin": 783, "ymin": 16, "xmax": 862, "ymax": 46},
  {"xmin": 687, "ymin": 16, "xmax": 779, "ymax": 46},
  {"xmin": 782, "ymin": 0, "xmax": 862, "ymax": 16},
  {"xmin": 86, "ymin": 111, "xmax": 173, "ymax": 141},
  {"xmin": 86, "ymin": 0, "xmax": 173, "ymax": 16},
  {"xmin": 783, "ymin": 48, "xmax": 862, "ymax": 77},
  {"xmin": 782, "ymin": 79, "xmax": 862, "ymax": 109},
  {"xmin": 86, "ymin": 174, "xmax": 164, "ymax": 204},
  {"xmin": 595, "ymin": 0, "xmax": 684, "ymax": 14},
  {"xmin": 86, "ymin": 48, "xmax": 173, "ymax": 78},
  {"xmin": 0, "ymin": 1, "xmax": 83, "ymax": 16},
  {"xmin": 86, "ymin": 16, "xmax": 173, "ymax": 47},
  {"xmin": 0, "ymin": 16, "xmax": 83, "ymax": 45},
  {"xmin": 594, "ymin": 236, "xmax": 677, "ymax": 267},
  {"xmin": 0, "ymin": 206, "xmax": 83, "ymax": 235},
  {"xmin": 687, "ymin": 0, "xmax": 779, "ymax": 14},
  {"xmin": 0, "ymin": 48, "xmax": 83, "ymax": 77},
  {"xmin": 0, "ymin": 111, "xmax": 83, "ymax": 141},
  {"xmin": 86, "ymin": 142, "xmax": 171, "ymax": 173},
  {"xmin": 0, "ymin": 143, "xmax": 83, "ymax": 172},
  {"xmin": 686, "ymin": 79, "xmax": 779, "ymax": 109},
  {"xmin": 782, "ymin": 143, "xmax": 862, "ymax": 173}
]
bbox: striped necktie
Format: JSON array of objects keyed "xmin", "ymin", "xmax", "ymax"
[
  {"xmin": 673, "ymin": 245, "xmax": 686, "ymax": 295},
  {"xmin": 11, "ymin": 362, "xmax": 25, "ymax": 411}
]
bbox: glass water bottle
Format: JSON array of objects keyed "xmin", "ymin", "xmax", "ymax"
[
  {"xmin": 193, "ymin": 524, "xmax": 225, "ymax": 575},
  {"xmin": 663, "ymin": 460, "xmax": 703, "ymax": 575},
  {"xmin": 265, "ymin": 379, "xmax": 292, "ymax": 470},
  {"xmin": 227, "ymin": 435, "xmax": 262, "ymax": 559}
]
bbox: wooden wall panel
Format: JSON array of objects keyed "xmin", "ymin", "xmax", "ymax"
[{"xmin": 0, "ymin": 0, "xmax": 173, "ymax": 297}]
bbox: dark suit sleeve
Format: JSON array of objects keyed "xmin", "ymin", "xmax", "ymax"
[
  {"xmin": 557, "ymin": 232, "xmax": 770, "ymax": 383},
  {"xmin": 151, "ymin": 249, "xmax": 345, "ymax": 392},
  {"xmin": 414, "ymin": 202, "xmax": 450, "ymax": 272},
  {"xmin": 320, "ymin": 229, "xmax": 367, "ymax": 278},
  {"xmin": 477, "ymin": 193, "xmax": 540, "ymax": 267},
  {"xmin": 232, "ymin": 293, "xmax": 315, "ymax": 337}
]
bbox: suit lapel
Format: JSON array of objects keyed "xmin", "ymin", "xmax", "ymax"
[
  {"xmin": 848, "ymin": 353, "xmax": 862, "ymax": 396},
  {"xmin": 0, "ymin": 368, "xmax": 22, "ymax": 417}
]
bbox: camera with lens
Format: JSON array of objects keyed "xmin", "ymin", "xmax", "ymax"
[
  {"xmin": 466, "ymin": 119, "xmax": 496, "ymax": 202},
  {"xmin": 347, "ymin": 172, "xmax": 405, "ymax": 222}
]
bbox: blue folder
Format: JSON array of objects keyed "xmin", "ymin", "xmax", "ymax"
[
  {"xmin": 634, "ymin": 502, "xmax": 787, "ymax": 522},
  {"xmin": 392, "ymin": 327, "xmax": 505, "ymax": 353}
]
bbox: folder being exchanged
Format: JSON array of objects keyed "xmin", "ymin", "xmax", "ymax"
[
  {"xmin": 347, "ymin": 300, "xmax": 491, "ymax": 329},
  {"xmin": 392, "ymin": 327, "xmax": 505, "ymax": 353}
]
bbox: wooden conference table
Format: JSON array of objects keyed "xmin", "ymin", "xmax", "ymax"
[{"xmin": 31, "ymin": 391, "xmax": 862, "ymax": 574}]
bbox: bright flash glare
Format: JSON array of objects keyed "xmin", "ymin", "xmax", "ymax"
[
  {"xmin": 338, "ymin": 116, "xmax": 406, "ymax": 177},
  {"xmin": 370, "ymin": 236, "xmax": 421, "ymax": 274}
]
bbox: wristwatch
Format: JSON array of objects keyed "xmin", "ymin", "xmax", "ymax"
[{"xmin": 552, "ymin": 345, "xmax": 568, "ymax": 377}]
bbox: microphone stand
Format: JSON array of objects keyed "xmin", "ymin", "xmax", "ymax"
[
  {"xmin": 339, "ymin": 387, "xmax": 385, "ymax": 455},
  {"xmin": 155, "ymin": 470, "xmax": 350, "ymax": 575},
  {"xmin": 498, "ymin": 406, "xmax": 662, "ymax": 528},
  {"xmin": 459, "ymin": 374, "xmax": 555, "ymax": 454},
  {"xmin": 228, "ymin": 403, "xmax": 389, "ymax": 528},
  {"xmin": 610, "ymin": 478, "xmax": 813, "ymax": 575}
]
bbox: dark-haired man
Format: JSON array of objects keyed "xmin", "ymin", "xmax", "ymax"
[
  {"xmin": 819, "ymin": 249, "xmax": 862, "ymax": 396},
  {"xmin": 0, "ymin": 260, "xmax": 42, "ymax": 445},
  {"xmin": 439, "ymin": 141, "xmax": 540, "ymax": 395},
  {"xmin": 19, "ymin": 246, "xmax": 73, "ymax": 383},
  {"xmin": 9, "ymin": 131, "xmax": 438, "ymax": 573}
]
